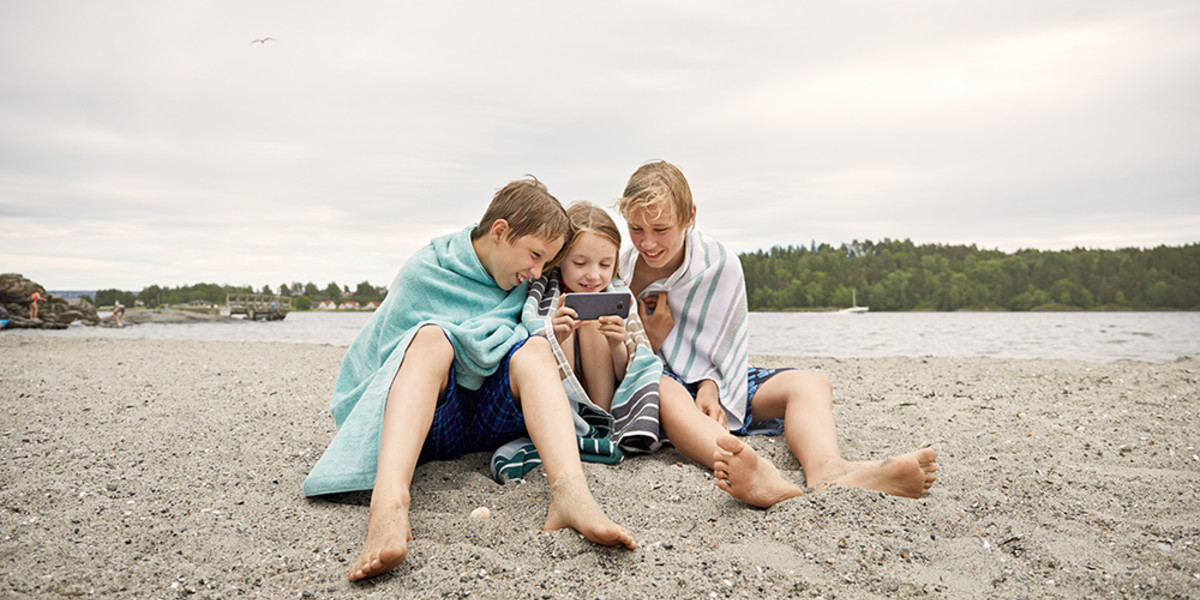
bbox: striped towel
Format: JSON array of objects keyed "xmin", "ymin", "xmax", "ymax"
[
  {"xmin": 489, "ymin": 269, "xmax": 663, "ymax": 482},
  {"xmin": 619, "ymin": 229, "xmax": 751, "ymax": 431}
]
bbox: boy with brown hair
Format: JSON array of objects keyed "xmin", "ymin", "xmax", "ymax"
[
  {"xmin": 617, "ymin": 160, "xmax": 938, "ymax": 507},
  {"xmin": 304, "ymin": 177, "xmax": 635, "ymax": 581}
]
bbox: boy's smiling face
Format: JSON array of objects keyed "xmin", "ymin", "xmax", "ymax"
[
  {"xmin": 487, "ymin": 225, "xmax": 564, "ymax": 290},
  {"xmin": 626, "ymin": 206, "xmax": 691, "ymax": 273}
]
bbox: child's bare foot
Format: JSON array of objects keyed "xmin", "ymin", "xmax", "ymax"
[
  {"xmin": 348, "ymin": 495, "xmax": 413, "ymax": 581},
  {"xmin": 712, "ymin": 435, "xmax": 806, "ymax": 508},
  {"xmin": 544, "ymin": 473, "xmax": 636, "ymax": 551},
  {"xmin": 821, "ymin": 448, "xmax": 938, "ymax": 499}
]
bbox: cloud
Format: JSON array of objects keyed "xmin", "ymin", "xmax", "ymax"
[{"xmin": 1, "ymin": 1, "xmax": 1197, "ymax": 290}]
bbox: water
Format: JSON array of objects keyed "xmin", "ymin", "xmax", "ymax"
[
  {"xmin": 8, "ymin": 311, "xmax": 375, "ymax": 347},
  {"xmin": 8, "ymin": 310, "xmax": 1199, "ymax": 363},
  {"xmin": 749, "ymin": 311, "xmax": 1200, "ymax": 363}
]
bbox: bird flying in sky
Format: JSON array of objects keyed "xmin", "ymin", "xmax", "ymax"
[{"xmin": 249, "ymin": 37, "xmax": 275, "ymax": 44}]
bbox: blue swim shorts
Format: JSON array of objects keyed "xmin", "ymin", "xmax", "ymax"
[
  {"xmin": 663, "ymin": 365, "xmax": 793, "ymax": 435},
  {"xmin": 420, "ymin": 336, "xmax": 531, "ymax": 463}
]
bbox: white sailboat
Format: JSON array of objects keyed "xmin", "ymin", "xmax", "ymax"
[{"xmin": 839, "ymin": 290, "xmax": 868, "ymax": 314}]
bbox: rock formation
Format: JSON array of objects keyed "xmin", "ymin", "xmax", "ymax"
[{"xmin": 1, "ymin": 273, "xmax": 101, "ymax": 329}]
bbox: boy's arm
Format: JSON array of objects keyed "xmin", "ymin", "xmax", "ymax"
[{"xmin": 695, "ymin": 379, "xmax": 728, "ymax": 430}]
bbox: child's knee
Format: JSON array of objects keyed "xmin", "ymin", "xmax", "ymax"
[
  {"xmin": 512, "ymin": 335, "xmax": 555, "ymax": 367},
  {"xmin": 520, "ymin": 334, "xmax": 553, "ymax": 353},
  {"xmin": 776, "ymin": 370, "xmax": 833, "ymax": 407},
  {"xmin": 800, "ymin": 371, "xmax": 833, "ymax": 395},
  {"xmin": 410, "ymin": 325, "xmax": 454, "ymax": 360}
]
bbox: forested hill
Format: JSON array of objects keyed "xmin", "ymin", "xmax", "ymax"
[{"xmin": 739, "ymin": 240, "xmax": 1200, "ymax": 311}]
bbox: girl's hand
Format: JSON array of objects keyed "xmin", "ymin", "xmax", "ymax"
[
  {"xmin": 596, "ymin": 315, "xmax": 627, "ymax": 347},
  {"xmin": 551, "ymin": 297, "xmax": 580, "ymax": 344},
  {"xmin": 597, "ymin": 315, "xmax": 631, "ymax": 381}
]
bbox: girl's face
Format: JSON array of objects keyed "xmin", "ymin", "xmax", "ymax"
[
  {"xmin": 560, "ymin": 231, "xmax": 618, "ymax": 292},
  {"xmin": 626, "ymin": 207, "xmax": 690, "ymax": 272}
]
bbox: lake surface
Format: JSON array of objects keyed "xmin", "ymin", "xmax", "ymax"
[
  {"xmin": 9, "ymin": 310, "xmax": 1198, "ymax": 363},
  {"xmin": 748, "ymin": 311, "xmax": 1199, "ymax": 363}
]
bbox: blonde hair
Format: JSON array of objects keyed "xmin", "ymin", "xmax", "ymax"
[
  {"xmin": 616, "ymin": 160, "xmax": 694, "ymax": 226},
  {"xmin": 472, "ymin": 176, "xmax": 573, "ymax": 263},
  {"xmin": 566, "ymin": 202, "xmax": 622, "ymax": 279}
]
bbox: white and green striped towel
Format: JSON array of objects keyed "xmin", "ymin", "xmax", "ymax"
[{"xmin": 619, "ymin": 229, "xmax": 751, "ymax": 431}]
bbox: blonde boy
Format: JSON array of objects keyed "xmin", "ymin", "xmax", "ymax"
[{"xmin": 618, "ymin": 160, "xmax": 938, "ymax": 507}]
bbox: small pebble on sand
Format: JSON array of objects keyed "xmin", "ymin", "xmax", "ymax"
[{"xmin": 469, "ymin": 507, "xmax": 490, "ymax": 520}]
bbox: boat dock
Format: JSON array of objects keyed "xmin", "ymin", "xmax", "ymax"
[{"xmin": 225, "ymin": 294, "xmax": 291, "ymax": 321}]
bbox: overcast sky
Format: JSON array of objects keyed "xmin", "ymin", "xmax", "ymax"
[{"xmin": 3, "ymin": 1, "xmax": 1198, "ymax": 291}]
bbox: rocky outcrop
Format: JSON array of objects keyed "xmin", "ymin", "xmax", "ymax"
[
  {"xmin": 1, "ymin": 273, "xmax": 101, "ymax": 328},
  {"xmin": 104, "ymin": 308, "xmax": 227, "ymax": 326}
]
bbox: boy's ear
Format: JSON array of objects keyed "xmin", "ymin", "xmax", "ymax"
[
  {"xmin": 688, "ymin": 205, "xmax": 697, "ymax": 228},
  {"xmin": 488, "ymin": 219, "xmax": 510, "ymax": 243}
]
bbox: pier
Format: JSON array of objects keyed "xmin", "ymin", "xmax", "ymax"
[{"xmin": 225, "ymin": 294, "xmax": 290, "ymax": 321}]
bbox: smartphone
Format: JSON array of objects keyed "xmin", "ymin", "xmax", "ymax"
[{"xmin": 563, "ymin": 292, "xmax": 630, "ymax": 321}]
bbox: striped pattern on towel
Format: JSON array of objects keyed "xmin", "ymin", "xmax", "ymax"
[
  {"xmin": 619, "ymin": 229, "xmax": 752, "ymax": 430},
  {"xmin": 489, "ymin": 269, "xmax": 663, "ymax": 483}
]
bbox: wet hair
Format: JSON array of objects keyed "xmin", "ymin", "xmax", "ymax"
[
  {"xmin": 566, "ymin": 201, "xmax": 622, "ymax": 278},
  {"xmin": 616, "ymin": 159, "xmax": 694, "ymax": 226},
  {"xmin": 471, "ymin": 176, "xmax": 572, "ymax": 263}
]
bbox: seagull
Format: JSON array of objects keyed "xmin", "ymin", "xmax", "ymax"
[{"xmin": 249, "ymin": 37, "xmax": 275, "ymax": 44}]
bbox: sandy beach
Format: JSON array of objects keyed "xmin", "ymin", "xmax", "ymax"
[{"xmin": 1, "ymin": 336, "xmax": 1197, "ymax": 599}]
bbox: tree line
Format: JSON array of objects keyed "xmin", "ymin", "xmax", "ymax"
[
  {"xmin": 85, "ymin": 240, "xmax": 1199, "ymax": 313},
  {"xmin": 92, "ymin": 281, "xmax": 388, "ymax": 311},
  {"xmin": 740, "ymin": 240, "xmax": 1200, "ymax": 311}
]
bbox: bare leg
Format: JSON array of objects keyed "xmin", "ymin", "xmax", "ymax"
[
  {"xmin": 751, "ymin": 370, "xmax": 937, "ymax": 499},
  {"xmin": 349, "ymin": 326, "xmax": 453, "ymax": 581},
  {"xmin": 576, "ymin": 324, "xmax": 617, "ymax": 412},
  {"xmin": 509, "ymin": 336, "xmax": 635, "ymax": 550},
  {"xmin": 658, "ymin": 376, "xmax": 804, "ymax": 507}
]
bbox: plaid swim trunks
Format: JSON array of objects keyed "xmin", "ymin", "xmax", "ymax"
[
  {"xmin": 663, "ymin": 365, "xmax": 793, "ymax": 435},
  {"xmin": 419, "ymin": 336, "xmax": 531, "ymax": 463}
]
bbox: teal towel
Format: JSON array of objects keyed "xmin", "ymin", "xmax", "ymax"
[{"xmin": 303, "ymin": 226, "xmax": 530, "ymax": 497}]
